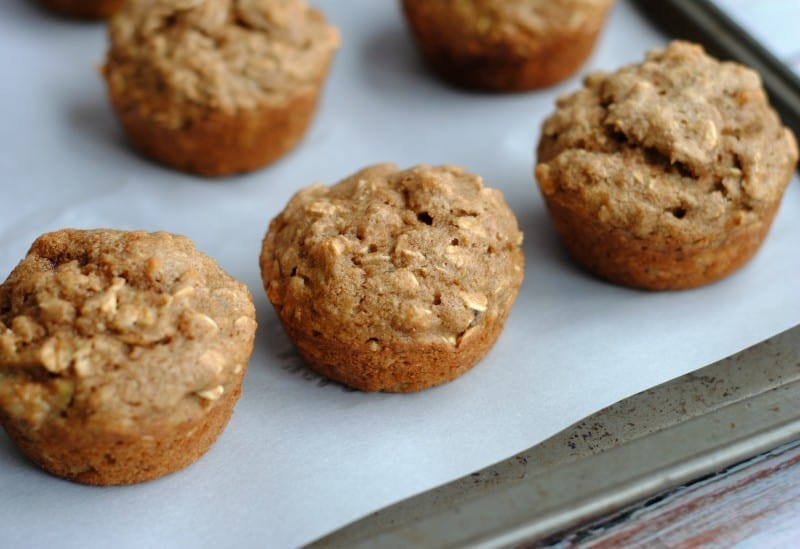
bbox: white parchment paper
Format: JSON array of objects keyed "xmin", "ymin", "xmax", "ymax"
[
  {"xmin": 1, "ymin": 1, "xmax": 798, "ymax": 547},
  {"xmin": 713, "ymin": 0, "xmax": 800, "ymax": 75}
]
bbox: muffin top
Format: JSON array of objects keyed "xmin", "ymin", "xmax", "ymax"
[
  {"xmin": 261, "ymin": 164, "xmax": 524, "ymax": 349},
  {"xmin": 104, "ymin": 0, "xmax": 339, "ymax": 128},
  {"xmin": 405, "ymin": 0, "xmax": 613, "ymax": 43},
  {"xmin": 536, "ymin": 41, "xmax": 798, "ymax": 240},
  {"xmin": 0, "ymin": 230, "xmax": 257, "ymax": 434}
]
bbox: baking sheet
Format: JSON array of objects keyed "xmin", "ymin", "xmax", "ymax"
[
  {"xmin": 0, "ymin": 1, "xmax": 798, "ymax": 547},
  {"xmin": 314, "ymin": 325, "xmax": 800, "ymax": 546}
]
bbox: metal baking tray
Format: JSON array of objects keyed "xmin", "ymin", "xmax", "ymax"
[{"xmin": 311, "ymin": 323, "xmax": 800, "ymax": 547}]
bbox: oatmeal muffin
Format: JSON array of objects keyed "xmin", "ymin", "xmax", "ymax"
[
  {"xmin": 0, "ymin": 229, "xmax": 257, "ymax": 485},
  {"xmin": 535, "ymin": 41, "xmax": 798, "ymax": 290},
  {"xmin": 38, "ymin": 0, "xmax": 122, "ymax": 19},
  {"xmin": 261, "ymin": 164, "xmax": 524, "ymax": 392},
  {"xmin": 401, "ymin": 0, "xmax": 614, "ymax": 91},
  {"xmin": 102, "ymin": 0, "xmax": 339, "ymax": 177}
]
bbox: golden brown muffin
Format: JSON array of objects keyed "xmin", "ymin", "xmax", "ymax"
[
  {"xmin": 38, "ymin": 0, "xmax": 123, "ymax": 19},
  {"xmin": 401, "ymin": 0, "xmax": 614, "ymax": 91},
  {"xmin": 0, "ymin": 229, "xmax": 257, "ymax": 485},
  {"xmin": 535, "ymin": 41, "xmax": 798, "ymax": 290},
  {"xmin": 102, "ymin": 0, "xmax": 339, "ymax": 177},
  {"xmin": 261, "ymin": 164, "xmax": 524, "ymax": 392}
]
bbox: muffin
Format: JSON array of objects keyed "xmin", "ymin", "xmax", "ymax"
[
  {"xmin": 535, "ymin": 41, "xmax": 798, "ymax": 290},
  {"xmin": 401, "ymin": 0, "xmax": 614, "ymax": 91},
  {"xmin": 102, "ymin": 0, "xmax": 339, "ymax": 177},
  {"xmin": 38, "ymin": 0, "xmax": 122, "ymax": 19},
  {"xmin": 260, "ymin": 164, "xmax": 524, "ymax": 392},
  {"xmin": 0, "ymin": 229, "xmax": 257, "ymax": 485}
]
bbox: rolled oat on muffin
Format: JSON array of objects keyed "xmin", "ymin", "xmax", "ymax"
[
  {"xmin": 103, "ymin": 0, "xmax": 339, "ymax": 177},
  {"xmin": 401, "ymin": 0, "xmax": 614, "ymax": 91},
  {"xmin": 260, "ymin": 164, "xmax": 524, "ymax": 392},
  {"xmin": 535, "ymin": 41, "xmax": 798, "ymax": 290},
  {"xmin": 0, "ymin": 229, "xmax": 257, "ymax": 485}
]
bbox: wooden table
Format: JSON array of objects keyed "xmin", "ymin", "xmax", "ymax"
[{"xmin": 541, "ymin": 439, "xmax": 800, "ymax": 547}]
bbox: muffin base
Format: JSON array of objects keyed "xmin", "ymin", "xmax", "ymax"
[
  {"xmin": 277, "ymin": 303, "xmax": 517, "ymax": 393},
  {"xmin": 0, "ymin": 376, "xmax": 243, "ymax": 486},
  {"xmin": 401, "ymin": 2, "xmax": 604, "ymax": 91},
  {"xmin": 38, "ymin": 0, "xmax": 122, "ymax": 19},
  {"xmin": 543, "ymin": 197, "xmax": 780, "ymax": 290},
  {"xmin": 107, "ymin": 86, "xmax": 324, "ymax": 177}
]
